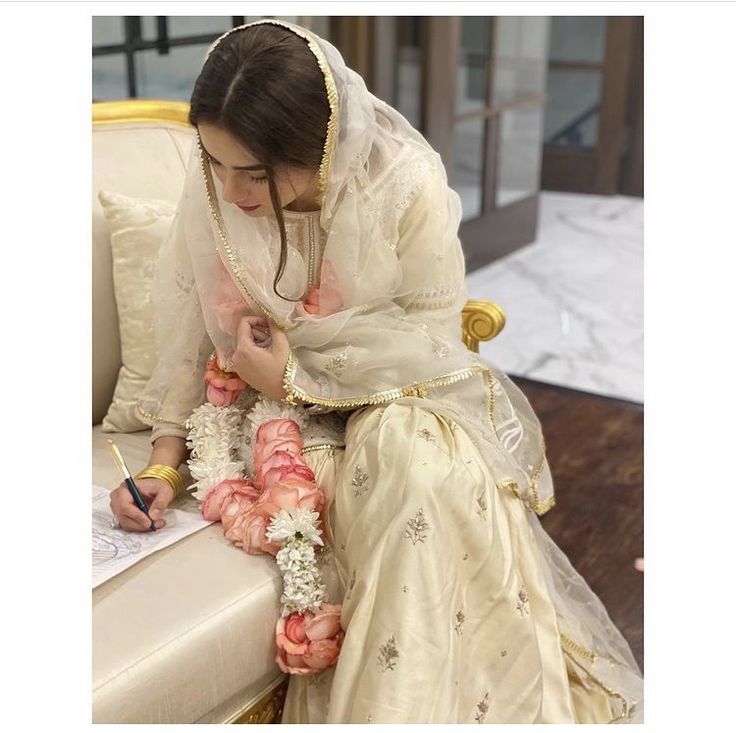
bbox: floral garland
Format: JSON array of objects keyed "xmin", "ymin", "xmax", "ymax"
[{"xmin": 186, "ymin": 354, "xmax": 345, "ymax": 675}]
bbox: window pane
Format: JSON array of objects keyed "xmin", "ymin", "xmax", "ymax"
[
  {"xmin": 549, "ymin": 16, "xmax": 606, "ymax": 64},
  {"xmin": 92, "ymin": 16, "xmax": 124, "ymax": 45},
  {"xmin": 140, "ymin": 16, "xmax": 233, "ymax": 40},
  {"xmin": 395, "ymin": 17, "xmax": 424, "ymax": 129},
  {"xmin": 493, "ymin": 17, "xmax": 549, "ymax": 106},
  {"xmin": 544, "ymin": 68, "xmax": 602, "ymax": 149},
  {"xmin": 93, "ymin": 55, "xmax": 128, "ymax": 100},
  {"xmin": 456, "ymin": 18, "xmax": 490, "ymax": 114},
  {"xmin": 134, "ymin": 44, "xmax": 212, "ymax": 100},
  {"xmin": 452, "ymin": 117, "xmax": 485, "ymax": 221},
  {"xmin": 496, "ymin": 105, "xmax": 544, "ymax": 207}
]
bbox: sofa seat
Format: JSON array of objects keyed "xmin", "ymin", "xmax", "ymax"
[{"xmin": 92, "ymin": 426, "xmax": 286, "ymax": 723}]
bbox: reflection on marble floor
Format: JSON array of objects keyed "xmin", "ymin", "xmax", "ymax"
[{"xmin": 464, "ymin": 191, "xmax": 643, "ymax": 404}]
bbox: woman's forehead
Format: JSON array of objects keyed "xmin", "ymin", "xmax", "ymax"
[{"xmin": 198, "ymin": 123, "xmax": 262, "ymax": 168}]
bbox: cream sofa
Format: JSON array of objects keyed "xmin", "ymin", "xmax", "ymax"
[
  {"xmin": 92, "ymin": 100, "xmax": 290, "ymax": 724},
  {"xmin": 92, "ymin": 99, "xmax": 505, "ymax": 724}
]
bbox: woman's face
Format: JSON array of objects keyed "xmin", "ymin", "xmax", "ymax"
[{"xmin": 197, "ymin": 123, "xmax": 320, "ymax": 216}]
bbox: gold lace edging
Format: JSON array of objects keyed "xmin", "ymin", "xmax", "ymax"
[
  {"xmin": 199, "ymin": 143, "xmax": 294, "ymax": 332},
  {"xmin": 135, "ymin": 402, "xmax": 192, "ymax": 431},
  {"xmin": 302, "ymin": 443, "xmax": 344, "ymax": 455},
  {"xmin": 561, "ymin": 647, "xmax": 634, "ymax": 723},
  {"xmin": 281, "ymin": 349, "xmax": 485, "ymax": 409}
]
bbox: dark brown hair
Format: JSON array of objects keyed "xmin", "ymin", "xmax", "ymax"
[{"xmin": 189, "ymin": 24, "xmax": 330, "ymax": 300}]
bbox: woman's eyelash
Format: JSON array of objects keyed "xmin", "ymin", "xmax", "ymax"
[{"xmin": 208, "ymin": 156, "xmax": 268, "ymax": 183}]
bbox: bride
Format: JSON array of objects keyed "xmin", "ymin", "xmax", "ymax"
[{"xmin": 109, "ymin": 19, "xmax": 644, "ymax": 723}]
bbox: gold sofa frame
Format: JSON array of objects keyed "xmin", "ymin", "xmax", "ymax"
[{"xmin": 93, "ymin": 99, "xmax": 505, "ymax": 724}]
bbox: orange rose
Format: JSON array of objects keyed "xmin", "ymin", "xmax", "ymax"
[{"xmin": 201, "ymin": 478, "xmax": 258, "ymax": 522}]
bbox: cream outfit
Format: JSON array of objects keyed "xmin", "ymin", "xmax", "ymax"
[{"xmin": 136, "ymin": 19, "xmax": 643, "ymax": 724}]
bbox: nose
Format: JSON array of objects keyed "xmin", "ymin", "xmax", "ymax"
[{"xmin": 221, "ymin": 170, "xmax": 248, "ymax": 204}]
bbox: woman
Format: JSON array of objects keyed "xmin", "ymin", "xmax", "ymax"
[{"xmin": 110, "ymin": 19, "xmax": 643, "ymax": 723}]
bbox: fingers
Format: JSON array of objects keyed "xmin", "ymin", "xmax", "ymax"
[{"xmin": 109, "ymin": 484, "xmax": 165, "ymax": 532}]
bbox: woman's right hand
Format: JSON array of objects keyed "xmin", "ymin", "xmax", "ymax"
[{"xmin": 109, "ymin": 477, "xmax": 175, "ymax": 532}]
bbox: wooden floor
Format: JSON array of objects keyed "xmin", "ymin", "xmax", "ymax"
[{"xmin": 511, "ymin": 375, "xmax": 644, "ymax": 672}]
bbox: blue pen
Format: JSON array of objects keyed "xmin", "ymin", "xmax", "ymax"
[{"xmin": 108, "ymin": 440, "xmax": 157, "ymax": 532}]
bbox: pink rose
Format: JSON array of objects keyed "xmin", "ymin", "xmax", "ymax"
[
  {"xmin": 260, "ymin": 450, "xmax": 315, "ymax": 490},
  {"xmin": 257, "ymin": 475, "xmax": 325, "ymax": 517},
  {"xmin": 285, "ymin": 612, "xmax": 308, "ymax": 643},
  {"xmin": 304, "ymin": 603, "xmax": 342, "ymax": 641},
  {"xmin": 256, "ymin": 418, "xmax": 302, "ymax": 446},
  {"xmin": 224, "ymin": 503, "xmax": 282, "ymax": 556},
  {"xmin": 303, "ymin": 637, "xmax": 342, "ymax": 670},
  {"xmin": 253, "ymin": 420, "xmax": 304, "ymax": 474},
  {"xmin": 201, "ymin": 478, "xmax": 258, "ymax": 522},
  {"xmin": 302, "ymin": 260, "xmax": 343, "ymax": 316},
  {"xmin": 220, "ymin": 483, "xmax": 262, "ymax": 532},
  {"xmin": 275, "ymin": 606, "xmax": 344, "ymax": 675},
  {"xmin": 204, "ymin": 354, "xmax": 248, "ymax": 406}
]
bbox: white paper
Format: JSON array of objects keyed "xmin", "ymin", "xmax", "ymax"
[{"xmin": 92, "ymin": 484, "xmax": 214, "ymax": 588}]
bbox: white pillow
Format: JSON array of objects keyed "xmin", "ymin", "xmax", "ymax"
[{"xmin": 98, "ymin": 190, "xmax": 176, "ymax": 432}]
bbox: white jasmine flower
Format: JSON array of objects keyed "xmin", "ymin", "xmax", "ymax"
[{"xmin": 266, "ymin": 508, "xmax": 324, "ymax": 546}]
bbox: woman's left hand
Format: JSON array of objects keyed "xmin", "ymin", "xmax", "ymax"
[{"xmin": 232, "ymin": 315, "xmax": 289, "ymax": 401}]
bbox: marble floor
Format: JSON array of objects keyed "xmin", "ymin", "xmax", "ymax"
[{"xmin": 465, "ymin": 191, "xmax": 643, "ymax": 404}]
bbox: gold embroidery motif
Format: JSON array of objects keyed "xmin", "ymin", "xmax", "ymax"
[
  {"xmin": 347, "ymin": 569, "xmax": 356, "ymax": 596},
  {"xmin": 316, "ymin": 544, "xmax": 334, "ymax": 568},
  {"xmin": 352, "ymin": 466, "xmax": 370, "ymax": 497},
  {"xmin": 402, "ymin": 584, "xmax": 408, "ymax": 593},
  {"xmin": 516, "ymin": 586, "xmax": 530, "ymax": 616},
  {"xmin": 377, "ymin": 635, "xmax": 399, "ymax": 671},
  {"xmin": 366, "ymin": 713, "xmax": 373, "ymax": 723},
  {"xmin": 325, "ymin": 351, "xmax": 348, "ymax": 377},
  {"xmin": 474, "ymin": 692, "xmax": 490, "ymax": 723},
  {"xmin": 454, "ymin": 610, "xmax": 465, "ymax": 636},
  {"xmin": 431, "ymin": 338, "xmax": 449, "ymax": 359},
  {"xmin": 501, "ymin": 650, "xmax": 507, "ymax": 657},
  {"xmin": 404, "ymin": 508, "xmax": 429, "ymax": 545},
  {"xmin": 462, "ymin": 553, "xmax": 469, "ymax": 560},
  {"xmin": 475, "ymin": 493, "xmax": 488, "ymax": 521},
  {"xmin": 417, "ymin": 428, "xmax": 435, "ymax": 443}
]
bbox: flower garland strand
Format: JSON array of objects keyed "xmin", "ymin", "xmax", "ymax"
[{"xmin": 186, "ymin": 356, "xmax": 344, "ymax": 675}]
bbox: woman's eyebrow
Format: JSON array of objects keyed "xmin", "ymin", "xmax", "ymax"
[{"xmin": 200, "ymin": 142, "xmax": 265, "ymax": 171}]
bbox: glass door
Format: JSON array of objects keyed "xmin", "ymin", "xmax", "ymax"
[{"xmin": 541, "ymin": 16, "xmax": 643, "ymax": 195}]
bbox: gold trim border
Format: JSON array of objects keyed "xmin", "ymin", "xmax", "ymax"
[
  {"xmin": 282, "ymin": 349, "xmax": 487, "ymax": 409},
  {"xmin": 92, "ymin": 99, "xmax": 191, "ymax": 127}
]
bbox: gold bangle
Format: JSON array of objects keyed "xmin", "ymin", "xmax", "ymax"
[{"xmin": 135, "ymin": 464, "xmax": 184, "ymax": 498}]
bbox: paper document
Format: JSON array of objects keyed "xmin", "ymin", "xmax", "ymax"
[{"xmin": 92, "ymin": 484, "xmax": 213, "ymax": 588}]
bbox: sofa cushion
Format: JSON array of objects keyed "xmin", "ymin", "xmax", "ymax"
[
  {"xmin": 97, "ymin": 191, "xmax": 176, "ymax": 432},
  {"xmin": 92, "ymin": 123, "xmax": 194, "ymax": 425}
]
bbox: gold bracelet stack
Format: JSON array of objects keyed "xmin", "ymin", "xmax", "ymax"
[{"xmin": 135, "ymin": 464, "xmax": 184, "ymax": 498}]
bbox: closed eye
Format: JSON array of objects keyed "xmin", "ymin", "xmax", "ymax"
[{"xmin": 207, "ymin": 154, "xmax": 268, "ymax": 183}]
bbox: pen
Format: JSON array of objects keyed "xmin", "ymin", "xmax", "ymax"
[{"xmin": 107, "ymin": 440, "xmax": 157, "ymax": 532}]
